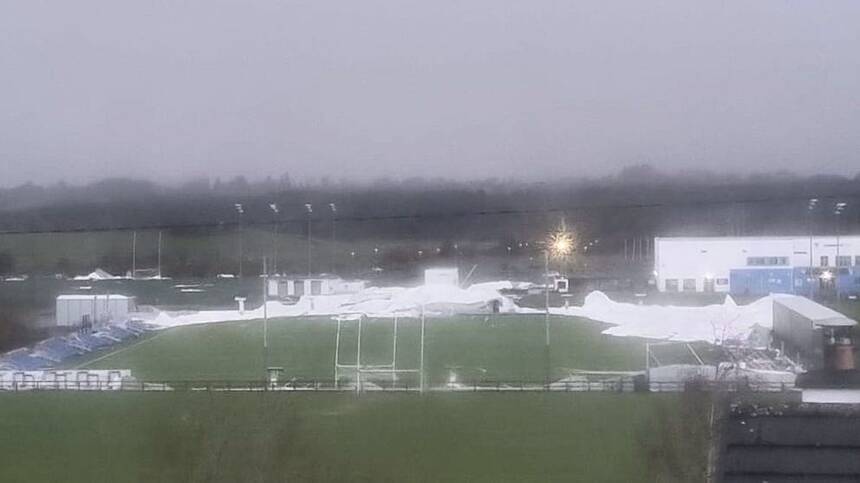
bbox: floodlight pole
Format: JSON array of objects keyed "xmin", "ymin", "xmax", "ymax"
[
  {"xmin": 334, "ymin": 318, "xmax": 341, "ymax": 389},
  {"xmin": 808, "ymin": 198, "xmax": 816, "ymax": 299},
  {"xmin": 329, "ymin": 203, "xmax": 337, "ymax": 273},
  {"xmin": 356, "ymin": 314, "xmax": 363, "ymax": 393},
  {"xmin": 262, "ymin": 257, "xmax": 269, "ymax": 384},
  {"xmin": 157, "ymin": 231, "xmax": 163, "ymax": 279},
  {"xmin": 305, "ymin": 203, "xmax": 313, "ymax": 276},
  {"xmin": 131, "ymin": 231, "xmax": 137, "ymax": 279},
  {"xmin": 235, "ymin": 203, "xmax": 244, "ymax": 278},
  {"xmin": 835, "ymin": 202, "xmax": 846, "ymax": 305},
  {"xmin": 420, "ymin": 305, "xmax": 426, "ymax": 393},
  {"xmin": 392, "ymin": 314, "xmax": 398, "ymax": 385},
  {"xmin": 544, "ymin": 249, "xmax": 551, "ymax": 387},
  {"xmin": 269, "ymin": 203, "xmax": 280, "ymax": 275}
]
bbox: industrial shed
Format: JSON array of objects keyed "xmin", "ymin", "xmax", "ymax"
[
  {"xmin": 55, "ymin": 294, "xmax": 136, "ymax": 328},
  {"xmin": 772, "ymin": 295, "xmax": 856, "ymax": 369}
]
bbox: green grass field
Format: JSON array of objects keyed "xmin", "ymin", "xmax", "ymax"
[
  {"xmin": 0, "ymin": 391, "xmax": 707, "ymax": 482},
  {"xmin": 6, "ymin": 315, "xmax": 714, "ymax": 482},
  {"xmin": 78, "ymin": 315, "xmax": 653, "ymax": 384}
]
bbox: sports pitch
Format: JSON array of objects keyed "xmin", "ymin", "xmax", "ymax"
[
  {"xmin": 78, "ymin": 315, "xmax": 653, "ymax": 384},
  {"xmin": 0, "ymin": 315, "xmax": 711, "ymax": 482}
]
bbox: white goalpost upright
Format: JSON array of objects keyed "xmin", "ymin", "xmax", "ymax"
[{"xmin": 333, "ymin": 310, "xmax": 425, "ymax": 392}]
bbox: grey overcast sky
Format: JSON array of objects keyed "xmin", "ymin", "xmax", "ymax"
[{"xmin": 1, "ymin": 1, "xmax": 859, "ymax": 187}]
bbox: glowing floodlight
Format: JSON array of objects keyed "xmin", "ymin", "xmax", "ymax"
[{"xmin": 546, "ymin": 223, "xmax": 574, "ymax": 259}]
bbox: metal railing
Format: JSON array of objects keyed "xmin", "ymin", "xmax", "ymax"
[{"xmin": 0, "ymin": 378, "xmax": 796, "ymax": 393}]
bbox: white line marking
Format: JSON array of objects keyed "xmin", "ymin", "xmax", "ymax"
[{"xmin": 72, "ymin": 330, "xmax": 171, "ymax": 369}]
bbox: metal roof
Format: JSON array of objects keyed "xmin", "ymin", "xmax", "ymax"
[
  {"xmin": 56, "ymin": 294, "xmax": 132, "ymax": 301},
  {"xmin": 774, "ymin": 295, "xmax": 857, "ymax": 327}
]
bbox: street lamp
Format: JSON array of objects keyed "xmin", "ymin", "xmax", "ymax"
[
  {"xmin": 544, "ymin": 222, "xmax": 574, "ymax": 386},
  {"xmin": 305, "ymin": 203, "xmax": 313, "ymax": 276},
  {"xmin": 269, "ymin": 203, "xmax": 279, "ymax": 275},
  {"xmin": 234, "ymin": 203, "xmax": 244, "ymax": 278}
]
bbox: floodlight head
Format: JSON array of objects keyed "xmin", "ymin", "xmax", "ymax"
[
  {"xmin": 546, "ymin": 225, "xmax": 574, "ymax": 259},
  {"xmin": 329, "ymin": 202, "xmax": 337, "ymax": 213},
  {"xmin": 304, "ymin": 203, "xmax": 313, "ymax": 213},
  {"xmin": 234, "ymin": 203, "xmax": 244, "ymax": 214},
  {"xmin": 269, "ymin": 203, "xmax": 279, "ymax": 213},
  {"xmin": 835, "ymin": 202, "xmax": 847, "ymax": 215}
]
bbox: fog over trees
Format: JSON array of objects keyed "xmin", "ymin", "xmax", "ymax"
[{"xmin": 2, "ymin": 166, "xmax": 858, "ymax": 240}]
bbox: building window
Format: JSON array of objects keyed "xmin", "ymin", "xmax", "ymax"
[
  {"xmin": 820, "ymin": 256, "xmax": 829, "ymax": 267},
  {"xmin": 665, "ymin": 279, "xmax": 679, "ymax": 292},
  {"xmin": 716, "ymin": 278, "xmax": 728, "ymax": 286},
  {"xmin": 837, "ymin": 256, "xmax": 852, "ymax": 267},
  {"xmin": 855, "ymin": 255, "xmax": 860, "ymax": 266},
  {"xmin": 746, "ymin": 256, "xmax": 788, "ymax": 266},
  {"xmin": 682, "ymin": 279, "xmax": 696, "ymax": 291}
]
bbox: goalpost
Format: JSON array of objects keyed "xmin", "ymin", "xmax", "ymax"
[{"xmin": 333, "ymin": 308, "xmax": 426, "ymax": 392}]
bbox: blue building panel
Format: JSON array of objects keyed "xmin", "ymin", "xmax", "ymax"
[
  {"xmin": 836, "ymin": 269, "xmax": 860, "ymax": 297},
  {"xmin": 729, "ymin": 268, "xmax": 794, "ymax": 296}
]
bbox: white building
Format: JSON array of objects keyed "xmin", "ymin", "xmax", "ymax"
[
  {"xmin": 267, "ymin": 275, "xmax": 366, "ymax": 298},
  {"xmin": 424, "ymin": 268, "xmax": 459, "ymax": 286},
  {"xmin": 55, "ymin": 294, "xmax": 136, "ymax": 327},
  {"xmin": 654, "ymin": 236, "xmax": 860, "ymax": 295}
]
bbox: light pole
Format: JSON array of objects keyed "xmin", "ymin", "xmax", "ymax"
[
  {"xmin": 262, "ymin": 256, "xmax": 269, "ymax": 381},
  {"xmin": 234, "ymin": 203, "xmax": 244, "ymax": 278},
  {"xmin": 131, "ymin": 231, "xmax": 137, "ymax": 279},
  {"xmin": 157, "ymin": 230, "xmax": 163, "ymax": 279},
  {"xmin": 543, "ymin": 222, "xmax": 574, "ymax": 386},
  {"xmin": 269, "ymin": 203, "xmax": 279, "ymax": 275},
  {"xmin": 808, "ymin": 198, "xmax": 818, "ymax": 298},
  {"xmin": 305, "ymin": 203, "xmax": 313, "ymax": 276},
  {"xmin": 835, "ymin": 202, "xmax": 847, "ymax": 304},
  {"xmin": 329, "ymin": 203, "xmax": 337, "ymax": 274}
]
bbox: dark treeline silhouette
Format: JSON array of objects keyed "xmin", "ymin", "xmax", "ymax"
[
  {"xmin": 2, "ymin": 165, "xmax": 859, "ymax": 235},
  {"xmin": 0, "ymin": 165, "xmax": 859, "ymax": 278}
]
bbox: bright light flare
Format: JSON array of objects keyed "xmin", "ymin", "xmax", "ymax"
[{"xmin": 546, "ymin": 227, "xmax": 575, "ymax": 258}]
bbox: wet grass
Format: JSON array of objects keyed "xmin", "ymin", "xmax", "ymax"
[
  {"xmin": 80, "ymin": 315, "xmax": 648, "ymax": 384},
  {"xmin": 0, "ymin": 391, "xmax": 704, "ymax": 483}
]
